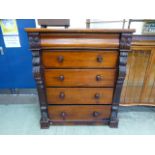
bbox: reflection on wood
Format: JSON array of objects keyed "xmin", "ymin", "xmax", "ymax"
[{"xmin": 121, "ymin": 35, "xmax": 155, "ymax": 106}]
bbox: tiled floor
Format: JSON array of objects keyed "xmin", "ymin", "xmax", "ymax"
[{"xmin": 0, "ymin": 100, "xmax": 155, "ymax": 135}]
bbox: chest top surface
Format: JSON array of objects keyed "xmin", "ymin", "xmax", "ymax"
[{"xmin": 25, "ymin": 28, "xmax": 135, "ymax": 49}]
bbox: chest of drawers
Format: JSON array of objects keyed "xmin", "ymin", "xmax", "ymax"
[{"xmin": 25, "ymin": 28, "xmax": 134, "ymax": 128}]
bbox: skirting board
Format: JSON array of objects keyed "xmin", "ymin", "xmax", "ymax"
[{"xmin": 0, "ymin": 89, "xmax": 38, "ymax": 104}]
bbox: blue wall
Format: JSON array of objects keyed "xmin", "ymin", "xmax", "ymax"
[{"xmin": 0, "ymin": 19, "xmax": 36, "ymax": 88}]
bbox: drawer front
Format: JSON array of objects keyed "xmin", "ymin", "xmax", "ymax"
[
  {"xmin": 44, "ymin": 69, "xmax": 116, "ymax": 87},
  {"xmin": 40, "ymin": 33, "xmax": 119, "ymax": 48},
  {"xmin": 48, "ymin": 105, "xmax": 111, "ymax": 121},
  {"xmin": 42, "ymin": 51, "xmax": 118, "ymax": 68},
  {"xmin": 46, "ymin": 88, "xmax": 113, "ymax": 104}
]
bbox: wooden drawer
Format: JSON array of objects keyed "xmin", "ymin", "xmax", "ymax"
[
  {"xmin": 48, "ymin": 105, "xmax": 111, "ymax": 122},
  {"xmin": 44, "ymin": 69, "xmax": 116, "ymax": 87},
  {"xmin": 46, "ymin": 88, "xmax": 113, "ymax": 104},
  {"xmin": 40, "ymin": 33, "xmax": 120, "ymax": 48},
  {"xmin": 42, "ymin": 50, "xmax": 118, "ymax": 68}
]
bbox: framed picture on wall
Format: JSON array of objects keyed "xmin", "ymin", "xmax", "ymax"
[{"xmin": 142, "ymin": 22, "xmax": 155, "ymax": 34}]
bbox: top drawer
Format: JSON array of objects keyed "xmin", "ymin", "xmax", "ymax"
[
  {"xmin": 42, "ymin": 50, "xmax": 118, "ymax": 68},
  {"xmin": 40, "ymin": 33, "xmax": 119, "ymax": 48}
]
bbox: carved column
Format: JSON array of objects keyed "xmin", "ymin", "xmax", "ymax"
[
  {"xmin": 109, "ymin": 33, "xmax": 133, "ymax": 128},
  {"xmin": 28, "ymin": 33, "xmax": 50, "ymax": 129}
]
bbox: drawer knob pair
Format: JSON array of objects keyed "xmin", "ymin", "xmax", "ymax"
[
  {"xmin": 59, "ymin": 92, "xmax": 100, "ymax": 99},
  {"xmin": 58, "ymin": 75, "xmax": 103, "ymax": 81},
  {"xmin": 61, "ymin": 112, "xmax": 100, "ymax": 119},
  {"xmin": 57, "ymin": 56, "xmax": 64, "ymax": 63},
  {"xmin": 97, "ymin": 55, "xmax": 103, "ymax": 62},
  {"xmin": 57, "ymin": 55, "xmax": 102, "ymax": 63}
]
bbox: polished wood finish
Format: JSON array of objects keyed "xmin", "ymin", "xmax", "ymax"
[
  {"xmin": 42, "ymin": 50, "xmax": 118, "ymax": 68},
  {"xmin": 40, "ymin": 33, "xmax": 119, "ymax": 48},
  {"xmin": 46, "ymin": 88, "xmax": 113, "ymax": 104},
  {"xmin": 25, "ymin": 28, "xmax": 135, "ymax": 33},
  {"xmin": 25, "ymin": 28, "xmax": 134, "ymax": 128},
  {"xmin": 48, "ymin": 105, "xmax": 111, "ymax": 122},
  {"xmin": 44, "ymin": 69, "xmax": 116, "ymax": 87},
  {"xmin": 121, "ymin": 35, "xmax": 155, "ymax": 106}
]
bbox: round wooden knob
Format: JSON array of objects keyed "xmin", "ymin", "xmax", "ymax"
[
  {"xmin": 96, "ymin": 75, "xmax": 103, "ymax": 81},
  {"xmin": 59, "ymin": 92, "xmax": 65, "ymax": 99},
  {"xmin": 93, "ymin": 111, "xmax": 100, "ymax": 117},
  {"xmin": 95, "ymin": 93, "xmax": 100, "ymax": 99},
  {"xmin": 57, "ymin": 56, "xmax": 64, "ymax": 63},
  {"xmin": 58, "ymin": 75, "xmax": 64, "ymax": 81},
  {"xmin": 97, "ymin": 55, "xmax": 103, "ymax": 62},
  {"xmin": 61, "ymin": 112, "xmax": 67, "ymax": 120}
]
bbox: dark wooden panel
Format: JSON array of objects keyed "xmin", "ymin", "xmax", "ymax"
[
  {"xmin": 46, "ymin": 88, "xmax": 113, "ymax": 104},
  {"xmin": 44, "ymin": 69, "xmax": 116, "ymax": 87},
  {"xmin": 48, "ymin": 105, "xmax": 111, "ymax": 121},
  {"xmin": 50, "ymin": 121, "xmax": 109, "ymax": 125},
  {"xmin": 42, "ymin": 50, "xmax": 118, "ymax": 68},
  {"xmin": 109, "ymin": 32, "xmax": 133, "ymax": 128}
]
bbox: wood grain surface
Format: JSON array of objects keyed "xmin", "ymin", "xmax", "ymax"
[
  {"xmin": 121, "ymin": 35, "xmax": 155, "ymax": 106},
  {"xmin": 46, "ymin": 88, "xmax": 113, "ymax": 104},
  {"xmin": 44, "ymin": 69, "xmax": 116, "ymax": 87},
  {"xmin": 48, "ymin": 105, "xmax": 111, "ymax": 121},
  {"xmin": 42, "ymin": 50, "xmax": 118, "ymax": 68}
]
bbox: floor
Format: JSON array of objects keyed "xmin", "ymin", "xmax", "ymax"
[{"xmin": 0, "ymin": 95, "xmax": 155, "ymax": 135}]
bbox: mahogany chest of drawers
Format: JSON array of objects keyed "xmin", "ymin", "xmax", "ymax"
[{"xmin": 25, "ymin": 28, "xmax": 135, "ymax": 129}]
